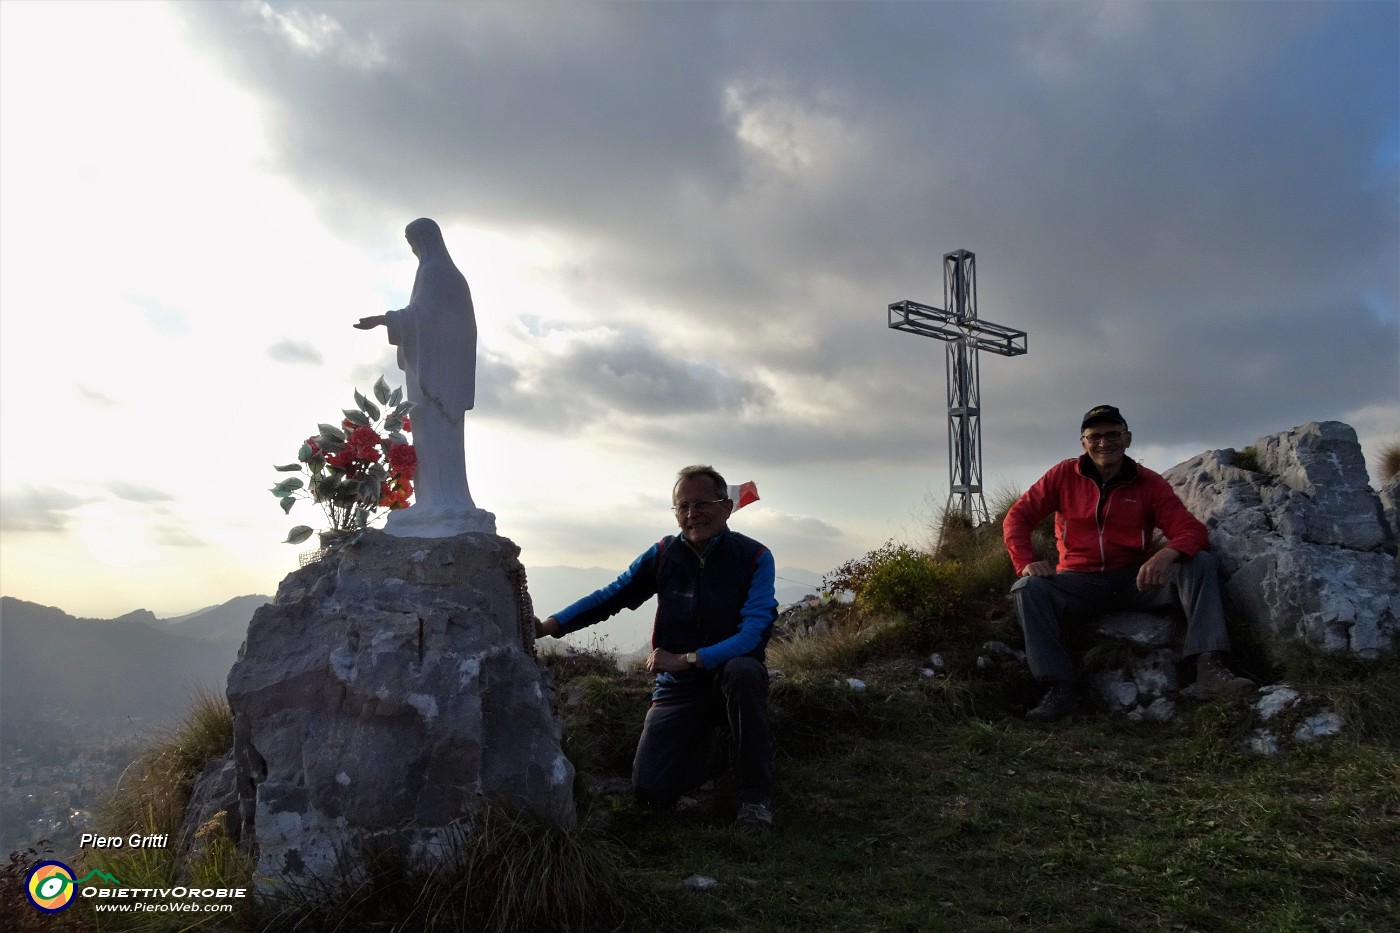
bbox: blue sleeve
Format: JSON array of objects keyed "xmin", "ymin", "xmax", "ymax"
[
  {"xmin": 553, "ymin": 543, "xmax": 660, "ymax": 635},
  {"xmin": 696, "ymin": 547, "xmax": 777, "ymax": 669}
]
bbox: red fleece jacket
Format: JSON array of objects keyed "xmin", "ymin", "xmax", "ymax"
[{"xmin": 1003, "ymin": 455, "xmax": 1209, "ymax": 575}]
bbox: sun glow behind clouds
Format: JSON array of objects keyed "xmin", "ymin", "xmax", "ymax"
[
  {"xmin": 1, "ymin": 1, "xmax": 1394, "ymax": 620},
  {"xmin": 0, "ymin": 2, "xmax": 383, "ymax": 614},
  {"xmin": 0, "ymin": 4, "xmax": 745, "ymax": 615}
]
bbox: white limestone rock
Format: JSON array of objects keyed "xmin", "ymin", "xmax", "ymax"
[{"xmin": 1162, "ymin": 421, "xmax": 1399, "ymax": 661}]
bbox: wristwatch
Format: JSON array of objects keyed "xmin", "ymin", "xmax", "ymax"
[{"xmin": 685, "ymin": 651, "xmax": 700, "ymax": 669}]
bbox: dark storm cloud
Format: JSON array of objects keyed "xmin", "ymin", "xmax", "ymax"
[
  {"xmin": 476, "ymin": 326, "xmax": 770, "ymax": 431},
  {"xmin": 176, "ymin": 1, "xmax": 1398, "ymax": 470}
]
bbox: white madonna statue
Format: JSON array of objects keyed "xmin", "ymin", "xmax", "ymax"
[{"xmin": 356, "ymin": 218, "xmax": 496, "ymax": 537}]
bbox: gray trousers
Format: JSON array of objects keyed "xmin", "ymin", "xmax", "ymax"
[
  {"xmin": 633, "ymin": 656, "xmax": 772, "ymax": 808},
  {"xmin": 1010, "ymin": 551, "xmax": 1232, "ymax": 685}
]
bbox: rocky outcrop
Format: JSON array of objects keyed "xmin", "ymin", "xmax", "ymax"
[
  {"xmin": 1082, "ymin": 612, "xmax": 1183, "ymax": 722},
  {"xmin": 221, "ymin": 530, "xmax": 573, "ymax": 893},
  {"xmin": 1245, "ymin": 685, "xmax": 1345, "ymax": 757},
  {"xmin": 1162, "ymin": 421, "xmax": 1398, "ymax": 661}
]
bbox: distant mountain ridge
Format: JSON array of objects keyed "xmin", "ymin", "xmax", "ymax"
[
  {"xmin": 0, "ymin": 595, "xmax": 261, "ymax": 725},
  {"xmin": 158, "ymin": 594, "xmax": 273, "ymax": 645},
  {"xmin": 0, "ymin": 560, "xmax": 824, "ymax": 725}
]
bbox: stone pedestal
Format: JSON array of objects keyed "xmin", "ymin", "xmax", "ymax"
[{"xmin": 225, "ymin": 530, "xmax": 573, "ymax": 892}]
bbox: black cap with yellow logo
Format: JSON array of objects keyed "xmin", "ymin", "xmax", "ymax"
[{"xmin": 1080, "ymin": 405, "xmax": 1128, "ymax": 431}]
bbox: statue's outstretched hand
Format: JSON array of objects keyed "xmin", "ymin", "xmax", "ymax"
[{"xmin": 354, "ymin": 314, "xmax": 388, "ymax": 330}]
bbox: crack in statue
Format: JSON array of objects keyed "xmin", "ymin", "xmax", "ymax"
[{"xmin": 356, "ymin": 218, "xmax": 496, "ymax": 537}]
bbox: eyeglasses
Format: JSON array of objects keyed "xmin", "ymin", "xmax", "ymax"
[
  {"xmin": 1081, "ymin": 430, "xmax": 1126, "ymax": 445},
  {"xmin": 673, "ymin": 498, "xmax": 729, "ymax": 516}
]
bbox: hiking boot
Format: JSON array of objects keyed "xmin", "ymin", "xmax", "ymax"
[
  {"xmin": 1186, "ymin": 652, "xmax": 1254, "ymax": 700},
  {"xmin": 736, "ymin": 801, "xmax": 774, "ymax": 831},
  {"xmin": 1026, "ymin": 684, "xmax": 1079, "ymax": 723}
]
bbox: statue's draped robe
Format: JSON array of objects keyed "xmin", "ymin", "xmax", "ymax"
[{"xmin": 384, "ymin": 219, "xmax": 478, "ymax": 515}]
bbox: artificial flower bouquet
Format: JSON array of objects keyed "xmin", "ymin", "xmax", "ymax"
[{"xmin": 271, "ymin": 376, "xmax": 416, "ymax": 547}]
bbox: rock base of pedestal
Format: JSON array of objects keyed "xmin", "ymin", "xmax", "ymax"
[{"xmin": 223, "ymin": 529, "xmax": 573, "ymax": 894}]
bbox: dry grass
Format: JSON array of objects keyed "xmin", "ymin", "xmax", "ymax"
[
  {"xmin": 1378, "ymin": 438, "xmax": 1400, "ymax": 484},
  {"xmin": 257, "ymin": 805, "xmax": 635, "ymax": 933},
  {"xmin": 97, "ymin": 688, "xmax": 233, "ymax": 848}
]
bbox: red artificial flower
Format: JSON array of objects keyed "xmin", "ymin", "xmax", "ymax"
[
  {"xmin": 388, "ymin": 443, "xmax": 417, "ymax": 478},
  {"xmin": 345, "ymin": 425, "xmax": 383, "ymax": 464},
  {"xmin": 325, "ymin": 448, "xmax": 357, "ymax": 474},
  {"xmin": 379, "ymin": 478, "xmax": 412, "ymax": 509}
]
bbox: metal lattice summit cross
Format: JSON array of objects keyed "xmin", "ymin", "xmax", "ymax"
[{"xmin": 887, "ymin": 249, "xmax": 1028, "ymax": 525}]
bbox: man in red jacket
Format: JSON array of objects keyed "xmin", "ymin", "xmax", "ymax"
[{"xmin": 1004, "ymin": 405, "xmax": 1252, "ymax": 722}]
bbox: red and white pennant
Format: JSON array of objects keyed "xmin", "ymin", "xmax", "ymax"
[{"xmin": 727, "ymin": 481, "xmax": 760, "ymax": 511}]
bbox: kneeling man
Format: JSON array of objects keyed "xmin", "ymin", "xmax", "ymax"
[
  {"xmin": 1004, "ymin": 405, "xmax": 1252, "ymax": 722},
  {"xmin": 536, "ymin": 465, "xmax": 778, "ymax": 828}
]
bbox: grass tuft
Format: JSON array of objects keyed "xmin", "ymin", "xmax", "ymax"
[
  {"xmin": 1377, "ymin": 438, "xmax": 1400, "ymax": 483},
  {"xmin": 256, "ymin": 805, "xmax": 636, "ymax": 933},
  {"xmin": 1232, "ymin": 446, "xmax": 1263, "ymax": 473},
  {"xmin": 97, "ymin": 688, "xmax": 233, "ymax": 844},
  {"xmin": 81, "ymin": 688, "xmax": 253, "ymax": 931}
]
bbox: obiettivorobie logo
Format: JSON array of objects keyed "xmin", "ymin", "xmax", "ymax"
[
  {"xmin": 25, "ymin": 860, "xmax": 122, "ymax": 913},
  {"xmin": 22, "ymin": 855, "xmax": 247, "ymax": 915}
]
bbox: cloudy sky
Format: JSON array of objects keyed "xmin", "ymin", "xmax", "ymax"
[{"xmin": 1, "ymin": 1, "xmax": 1396, "ymax": 628}]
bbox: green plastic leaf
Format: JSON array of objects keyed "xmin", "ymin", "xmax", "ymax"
[
  {"xmin": 273, "ymin": 462, "xmax": 303, "ymax": 472},
  {"xmin": 373, "ymin": 376, "xmax": 392, "ymax": 406},
  {"xmin": 284, "ymin": 525, "xmax": 315, "ymax": 545},
  {"xmin": 354, "ymin": 389, "xmax": 381, "ymax": 421},
  {"xmin": 317, "ymin": 423, "xmax": 346, "ymax": 443},
  {"xmin": 393, "ymin": 401, "xmax": 415, "ymax": 419},
  {"xmin": 280, "ymin": 496, "xmax": 296, "ymax": 514},
  {"xmin": 387, "ymin": 432, "xmax": 409, "ymax": 447},
  {"xmin": 342, "ymin": 409, "xmax": 371, "ymax": 427},
  {"xmin": 270, "ymin": 477, "xmax": 305, "ymax": 496},
  {"xmin": 388, "ymin": 386, "xmax": 403, "ymax": 407},
  {"xmin": 298, "ymin": 442, "xmax": 316, "ymax": 462}
]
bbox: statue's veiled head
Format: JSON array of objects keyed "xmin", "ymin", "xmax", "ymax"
[{"xmin": 405, "ymin": 217, "xmax": 447, "ymax": 259}]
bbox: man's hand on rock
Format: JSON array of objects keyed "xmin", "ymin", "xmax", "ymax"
[{"xmin": 534, "ymin": 616, "xmax": 561, "ymax": 638}]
